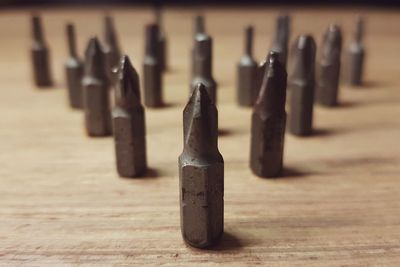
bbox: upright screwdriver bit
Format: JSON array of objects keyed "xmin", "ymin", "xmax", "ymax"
[
  {"xmin": 191, "ymin": 34, "xmax": 217, "ymax": 104},
  {"xmin": 113, "ymin": 55, "xmax": 147, "ymax": 177},
  {"xmin": 143, "ymin": 24, "xmax": 163, "ymax": 108},
  {"xmin": 289, "ymin": 35, "xmax": 316, "ymax": 136},
  {"xmin": 103, "ymin": 15, "xmax": 122, "ymax": 83},
  {"xmin": 65, "ymin": 23, "xmax": 84, "ymax": 109},
  {"xmin": 30, "ymin": 15, "xmax": 53, "ymax": 87},
  {"xmin": 346, "ymin": 17, "xmax": 365, "ymax": 86},
  {"xmin": 194, "ymin": 14, "xmax": 205, "ymax": 37},
  {"xmin": 250, "ymin": 52, "xmax": 287, "ymax": 178},
  {"xmin": 316, "ymin": 24, "xmax": 342, "ymax": 107},
  {"xmin": 237, "ymin": 26, "xmax": 258, "ymax": 107},
  {"xmin": 179, "ymin": 83, "xmax": 224, "ymax": 249},
  {"xmin": 270, "ymin": 14, "xmax": 290, "ymax": 69},
  {"xmin": 155, "ymin": 7, "xmax": 167, "ymax": 72},
  {"xmin": 82, "ymin": 37, "xmax": 112, "ymax": 137}
]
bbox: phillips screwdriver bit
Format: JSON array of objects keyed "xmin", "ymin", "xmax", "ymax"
[
  {"xmin": 316, "ymin": 24, "xmax": 342, "ymax": 107},
  {"xmin": 103, "ymin": 15, "xmax": 122, "ymax": 84},
  {"xmin": 288, "ymin": 35, "xmax": 316, "ymax": 136},
  {"xmin": 346, "ymin": 17, "xmax": 365, "ymax": 86},
  {"xmin": 65, "ymin": 23, "xmax": 84, "ymax": 109},
  {"xmin": 270, "ymin": 14, "xmax": 290, "ymax": 69},
  {"xmin": 30, "ymin": 15, "xmax": 53, "ymax": 87},
  {"xmin": 179, "ymin": 83, "xmax": 224, "ymax": 249},
  {"xmin": 112, "ymin": 55, "xmax": 147, "ymax": 178},
  {"xmin": 250, "ymin": 51, "xmax": 287, "ymax": 178},
  {"xmin": 155, "ymin": 7, "xmax": 167, "ymax": 72},
  {"xmin": 82, "ymin": 37, "xmax": 112, "ymax": 137}
]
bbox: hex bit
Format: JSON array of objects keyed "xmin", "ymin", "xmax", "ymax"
[
  {"xmin": 65, "ymin": 23, "xmax": 84, "ymax": 109},
  {"xmin": 155, "ymin": 7, "xmax": 167, "ymax": 72},
  {"xmin": 346, "ymin": 17, "xmax": 365, "ymax": 86},
  {"xmin": 250, "ymin": 52, "xmax": 287, "ymax": 178},
  {"xmin": 30, "ymin": 15, "xmax": 53, "ymax": 87},
  {"xmin": 270, "ymin": 14, "xmax": 290, "ymax": 69},
  {"xmin": 82, "ymin": 37, "xmax": 112, "ymax": 137},
  {"xmin": 112, "ymin": 55, "xmax": 147, "ymax": 177},
  {"xmin": 288, "ymin": 35, "xmax": 316, "ymax": 136},
  {"xmin": 143, "ymin": 24, "xmax": 163, "ymax": 108},
  {"xmin": 179, "ymin": 83, "xmax": 224, "ymax": 248},
  {"xmin": 316, "ymin": 24, "xmax": 342, "ymax": 107},
  {"xmin": 237, "ymin": 26, "xmax": 258, "ymax": 107},
  {"xmin": 103, "ymin": 15, "xmax": 121, "ymax": 83}
]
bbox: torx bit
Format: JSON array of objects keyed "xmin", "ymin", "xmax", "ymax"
[
  {"xmin": 250, "ymin": 51, "xmax": 287, "ymax": 178},
  {"xmin": 179, "ymin": 83, "xmax": 224, "ymax": 249},
  {"xmin": 103, "ymin": 15, "xmax": 121, "ymax": 83},
  {"xmin": 65, "ymin": 23, "xmax": 84, "ymax": 109},
  {"xmin": 82, "ymin": 37, "xmax": 112, "ymax": 137},
  {"xmin": 143, "ymin": 24, "xmax": 163, "ymax": 108},
  {"xmin": 31, "ymin": 15, "xmax": 53, "ymax": 87},
  {"xmin": 191, "ymin": 34, "xmax": 217, "ymax": 104},
  {"xmin": 112, "ymin": 55, "xmax": 147, "ymax": 177},
  {"xmin": 237, "ymin": 26, "xmax": 258, "ymax": 107},
  {"xmin": 155, "ymin": 7, "xmax": 167, "ymax": 72},
  {"xmin": 270, "ymin": 14, "xmax": 290, "ymax": 69},
  {"xmin": 316, "ymin": 24, "xmax": 342, "ymax": 107},
  {"xmin": 288, "ymin": 35, "xmax": 316, "ymax": 136},
  {"xmin": 346, "ymin": 17, "xmax": 365, "ymax": 86}
]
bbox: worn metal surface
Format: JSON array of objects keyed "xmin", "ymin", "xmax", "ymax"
[
  {"xmin": 269, "ymin": 14, "xmax": 290, "ymax": 69},
  {"xmin": 346, "ymin": 17, "xmax": 365, "ymax": 86}
]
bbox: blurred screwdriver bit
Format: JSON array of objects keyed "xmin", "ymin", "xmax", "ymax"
[
  {"xmin": 288, "ymin": 35, "xmax": 316, "ymax": 136},
  {"xmin": 237, "ymin": 26, "xmax": 258, "ymax": 107},
  {"xmin": 113, "ymin": 55, "xmax": 147, "ymax": 177},
  {"xmin": 155, "ymin": 7, "xmax": 167, "ymax": 72},
  {"xmin": 316, "ymin": 24, "xmax": 342, "ymax": 107},
  {"xmin": 179, "ymin": 83, "xmax": 224, "ymax": 248},
  {"xmin": 346, "ymin": 17, "xmax": 365, "ymax": 86},
  {"xmin": 65, "ymin": 23, "xmax": 84, "ymax": 109},
  {"xmin": 82, "ymin": 37, "xmax": 112, "ymax": 137},
  {"xmin": 270, "ymin": 14, "xmax": 290, "ymax": 69},
  {"xmin": 30, "ymin": 15, "xmax": 53, "ymax": 87},
  {"xmin": 143, "ymin": 24, "xmax": 163, "ymax": 108},
  {"xmin": 103, "ymin": 15, "xmax": 121, "ymax": 84},
  {"xmin": 190, "ymin": 14, "xmax": 206, "ymax": 81},
  {"xmin": 250, "ymin": 52, "xmax": 287, "ymax": 178}
]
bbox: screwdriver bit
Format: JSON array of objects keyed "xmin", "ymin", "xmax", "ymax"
[
  {"xmin": 179, "ymin": 83, "xmax": 224, "ymax": 249},
  {"xmin": 143, "ymin": 24, "xmax": 163, "ymax": 108},
  {"xmin": 237, "ymin": 26, "xmax": 258, "ymax": 107},
  {"xmin": 65, "ymin": 23, "xmax": 84, "ymax": 109},
  {"xmin": 190, "ymin": 15, "xmax": 206, "ymax": 81},
  {"xmin": 270, "ymin": 14, "xmax": 290, "ymax": 69},
  {"xmin": 191, "ymin": 34, "xmax": 217, "ymax": 104},
  {"xmin": 250, "ymin": 51, "xmax": 287, "ymax": 178},
  {"xmin": 346, "ymin": 17, "xmax": 365, "ymax": 86},
  {"xmin": 113, "ymin": 55, "xmax": 147, "ymax": 178},
  {"xmin": 103, "ymin": 15, "xmax": 121, "ymax": 84},
  {"xmin": 316, "ymin": 24, "xmax": 342, "ymax": 107},
  {"xmin": 155, "ymin": 7, "xmax": 167, "ymax": 72},
  {"xmin": 288, "ymin": 35, "xmax": 316, "ymax": 136},
  {"xmin": 82, "ymin": 37, "xmax": 112, "ymax": 137},
  {"xmin": 30, "ymin": 15, "xmax": 53, "ymax": 87}
]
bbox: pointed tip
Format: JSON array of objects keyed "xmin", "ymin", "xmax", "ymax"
[
  {"xmin": 191, "ymin": 83, "xmax": 212, "ymax": 107},
  {"xmin": 87, "ymin": 37, "xmax": 102, "ymax": 55},
  {"xmin": 296, "ymin": 35, "xmax": 315, "ymax": 50},
  {"xmin": 116, "ymin": 54, "xmax": 141, "ymax": 109}
]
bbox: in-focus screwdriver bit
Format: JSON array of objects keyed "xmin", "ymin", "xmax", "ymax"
[
  {"xmin": 289, "ymin": 35, "xmax": 316, "ymax": 136},
  {"xmin": 179, "ymin": 83, "xmax": 224, "ymax": 249},
  {"xmin": 103, "ymin": 15, "xmax": 122, "ymax": 83},
  {"xmin": 346, "ymin": 17, "xmax": 365, "ymax": 86},
  {"xmin": 270, "ymin": 14, "xmax": 290, "ymax": 69},
  {"xmin": 82, "ymin": 37, "xmax": 112, "ymax": 137},
  {"xmin": 250, "ymin": 51, "xmax": 287, "ymax": 178},
  {"xmin": 30, "ymin": 15, "xmax": 53, "ymax": 87},
  {"xmin": 143, "ymin": 24, "xmax": 163, "ymax": 108},
  {"xmin": 155, "ymin": 7, "xmax": 167, "ymax": 72},
  {"xmin": 237, "ymin": 26, "xmax": 258, "ymax": 107},
  {"xmin": 65, "ymin": 23, "xmax": 84, "ymax": 109},
  {"xmin": 113, "ymin": 55, "xmax": 147, "ymax": 178},
  {"xmin": 316, "ymin": 24, "xmax": 342, "ymax": 107}
]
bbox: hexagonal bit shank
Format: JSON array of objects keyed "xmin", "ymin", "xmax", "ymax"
[
  {"xmin": 347, "ymin": 17, "xmax": 365, "ymax": 86},
  {"xmin": 270, "ymin": 14, "xmax": 290, "ymax": 69}
]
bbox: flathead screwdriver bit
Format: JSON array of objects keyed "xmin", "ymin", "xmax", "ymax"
[
  {"xmin": 346, "ymin": 17, "xmax": 365, "ymax": 86},
  {"xmin": 179, "ymin": 83, "xmax": 224, "ymax": 249},
  {"xmin": 155, "ymin": 7, "xmax": 167, "ymax": 72},
  {"xmin": 103, "ymin": 15, "xmax": 122, "ymax": 84},
  {"xmin": 270, "ymin": 14, "xmax": 290, "ymax": 69}
]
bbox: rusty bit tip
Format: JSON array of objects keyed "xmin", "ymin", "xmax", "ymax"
[
  {"xmin": 289, "ymin": 35, "xmax": 316, "ymax": 136},
  {"xmin": 179, "ymin": 82, "xmax": 224, "ymax": 248},
  {"xmin": 116, "ymin": 55, "xmax": 142, "ymax": 110},
  {"xmin": 250, "ymin": 51, "xmax": 287, "ymax": 178}
]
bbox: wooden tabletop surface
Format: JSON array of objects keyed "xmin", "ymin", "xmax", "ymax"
[{"xmin": 0, "ymin": 5, "xmax": 399, "ymax": 266}]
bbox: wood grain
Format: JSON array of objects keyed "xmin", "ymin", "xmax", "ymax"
[{"xmin": 0, "ymin": 6, "xmax": 400, "ymax": 266}]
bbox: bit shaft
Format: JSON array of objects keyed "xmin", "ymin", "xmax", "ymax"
[
  {"xmin": 194, "ymin": 15, "xmax": 205, "ymax": 36},
  {"xmin": 270, "ymin": 14, "xmax": 290, "ymax": 69},
  {"xmin": 155, "ymin": 7, "xmax": 167, "ymax": 72},
  {"xmin": 346, "ymin": 17, "xmax": 365, "ymax": 86},
  {"xmin": 103, "ymin": 15, "xmax": 121, "ymax": 84}
]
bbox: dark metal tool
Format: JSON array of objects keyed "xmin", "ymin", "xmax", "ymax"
[
  {"xmin": 103, "ymin": 15, "xmax": 121, "ymax": 83},
  {"xmin": 113, "ymin": 55, "xmax": 147, "ymax": 177},
  {"xmin": 250, "ymin": 51, "xmax": 287, "ymax": 178},
  {"xmin": 82, "ymin": 37, "xmax": 112, "ymax": 137},
  {"xmin": 31, "ymin": 15, "xmax": 53, "ymax": 87},
  {"xmin": 191, "ymin": 15, "xmax": 206, "ymax": 81},
  {"xmin": 237, "ymin": 26, "xmax": 258, "ymax": 107},
  {"xmin": 143, "ymin": 24, "xmax": 163, "ymax": 108},
  {"xmin": 316, "ymin": 24, "xmax": 342, "ymax": 107},
  {"xmin": 288, "ymin": 35, "xmax": 316, "ymax": 136},
  {"xmin": 155, "ymin": 7, "xmax": 167, "ymax": 72},
  {"xmin": 270, "ymin": 14, "xmax": 290, "ymax": 69},
  {"xmin": 65, "ymin": 23, "xmax": 84, "ymax": 109},
  {"xmin": 179, "ymin": 83, "xmax": 224, "ymax": 249},
  {"xmin": 346, "ymin": 17, "xmax": 365, "ymax": 86}
]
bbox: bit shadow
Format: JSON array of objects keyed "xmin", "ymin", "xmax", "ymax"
[
  {"xmin": 141, "ymin": 167, "xmax": 161, "ymax": 179},
  {"xmin": 358, "ymin": 80, "xmax": 390, "ymax": 88},
  {"xmin": 280, "ymin": 167, "xmax": 310, "ymax": 179},
  {"xmin": 209, "ymin": 232, "xmax": 243, "ymax": 251},
  {"xmin": 161, "ymin": 102, "xmax": 180, "ymax": 109},
  {"xmin": 338, "ymin": 100, "xmax": 360, "ymax": 108},
  {"xmin": 218, "ymin": 128, "xmax": 233, "ymax": 137},
  {"xmin": 310, "ymin": 128, "xmax": 338, "ymax": 137}
]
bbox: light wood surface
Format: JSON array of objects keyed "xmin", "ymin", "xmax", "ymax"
[{"xmin": 1, "ymin": 5, "xmax": 400, "ymax": 266}]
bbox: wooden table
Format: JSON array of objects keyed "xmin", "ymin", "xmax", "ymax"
[{"xmin": 1, "ymin": 5, "xmax": 399, "ymax": 266}]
